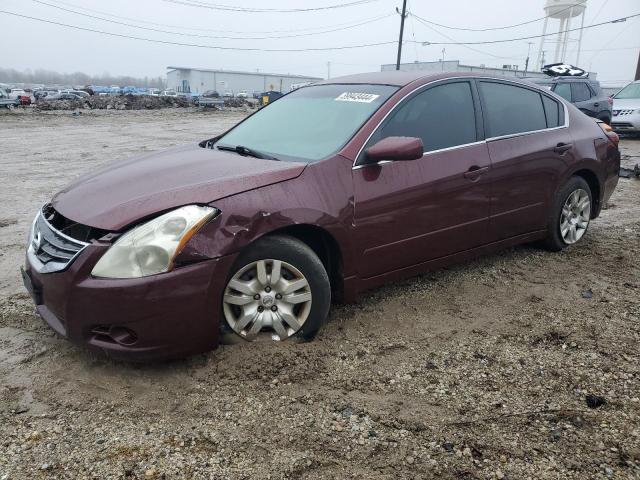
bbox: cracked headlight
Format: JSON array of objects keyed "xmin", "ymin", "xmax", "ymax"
[{"xmin": 92, "ymin": 205, "xmax": 218, "ymax": 279}]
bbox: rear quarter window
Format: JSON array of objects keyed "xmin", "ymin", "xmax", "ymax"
[
  {"xmin": 542, "ymin": 95, "xmax": 562, "ymax": 128},
  {"xmin": 479, "ymin": 82, "xmax": 547, "ymax": 137}
]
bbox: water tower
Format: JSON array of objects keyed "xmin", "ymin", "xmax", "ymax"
[{"xmin": 536, "ymin": 0, "xmax": 587, "ymax": 68}]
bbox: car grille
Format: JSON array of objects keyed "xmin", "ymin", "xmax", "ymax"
[
  {"xmin": 612, "ymin": 109, "xmax": 634, "ymax": 116},
  {"xmin": 28, "ymin": 205, "xmax": 106, "ymax": 274},
  {"xmin": 611, "ymin": 122, "xmax": 634, "ymax": 128}
]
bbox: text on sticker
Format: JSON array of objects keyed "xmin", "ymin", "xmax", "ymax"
[{"xmin": 335, "ymin": 92, "xmax": 380, "ymax": 103}]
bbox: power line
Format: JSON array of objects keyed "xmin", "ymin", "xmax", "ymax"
[
  {"xmin": 587, "ymin": 0, "xmax": 610, "ymax": 25},
  {"xmin": 418, "ymin": 13, "xmax": 640, "ymax": 46},
  {"xmin": 30, "ymin": 0, "xmax": 393, "ymax": 40},
  {"xmin": 412, "ymin": 14, "xmax": 518, "ymax": 60},
  {"xmin": 161, "ymin": 0, "xmax": 379, "ymax": 13},
  {"xmin": 584, "ymin": 15, "xmax": 638, "ymax": 64},
  {"xmin": 0, "ymin": 9, "xmax": 400, "ymax": 52},
  {"xmin": 410, "ymin": 3, "xmax": 586, "ymax": 32},
  {"xmin": 52, "ymin": 0, "xmax": 388, "ymax": 34}
]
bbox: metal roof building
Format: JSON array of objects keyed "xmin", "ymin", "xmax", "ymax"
[
  {"xmin": 381, "ymin": 60, "xmax": 597, "ymax": 80},
  {"xmin": 166, "ymin": 66, "xmax": 322, "ymax": 95}
]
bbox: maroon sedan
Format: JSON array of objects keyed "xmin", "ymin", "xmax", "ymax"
[{"xmin": 22, "ymin": 72, "xmax": 620, "ymax": 361}]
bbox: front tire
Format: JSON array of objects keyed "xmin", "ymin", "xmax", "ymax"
[
  {"xmin": 221, "ymin": 235, "xmax": 330, "ymax": 342},
  {"xmin": 544, "ymin": 176, "xmax": 592, "ymax": 251}
]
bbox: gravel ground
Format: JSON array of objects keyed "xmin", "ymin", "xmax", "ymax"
[{"xmin": 0, "ymin": 110, "xmax": 638, "ymax": 480}]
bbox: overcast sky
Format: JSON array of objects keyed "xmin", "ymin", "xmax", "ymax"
[{"xmin": 1, "ymin": 0, "xmax": 638, "ymax": 85}]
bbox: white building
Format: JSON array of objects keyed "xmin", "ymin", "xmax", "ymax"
[
  {"xmin": 166, "ymin": 66, "xmax": 322, "ymax": 95},
  {"xmin": 381, "ymin": 60, "xmax": 597, "ymax": 80}
]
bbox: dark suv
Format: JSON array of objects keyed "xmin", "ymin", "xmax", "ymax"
[{"xmin": 534, "ymin": 77, "xmax": 613, "ymax": 124}]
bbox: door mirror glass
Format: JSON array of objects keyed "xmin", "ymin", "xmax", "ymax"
[{"xmin": 365, "ymin": 136, "xmax": 424, "ymax": 163}]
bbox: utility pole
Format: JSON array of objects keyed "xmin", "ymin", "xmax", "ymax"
[
  {"xmin": 541, "ymin": 50, "xmax": 546, "ymax": 69},
  {"xmin": 635, "ymin": 51, "xmax": 640, "ymax": 81},
  {"xmin": 395, "ymin": 0, "xmax": 407, "ymax": 71},
  {"xmin": 327, "ymin": 61, "xmax": 331, "ymax": 79},
  {"xmin": 524, "ymin": 42, "xmax": 533, "ymax": 75}
]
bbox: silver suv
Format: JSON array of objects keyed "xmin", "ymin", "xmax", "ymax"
[{"xmin": 611, "ymin": 80, "xmax": 640, "ymax": 134}]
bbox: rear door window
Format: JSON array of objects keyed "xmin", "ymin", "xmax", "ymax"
[
  {"xmin": 479, "ymin": 82, "xmax": 547, "ymax": 137},
  {"xmin": 571, "ymin": 82, "xmax": 592, "ymax": 102},
  {"xmin": 370, "ymin": 81, "xmax": 477, "ymax": 153},
  {"xmin": 553, "ymin": 83, "xmax": 572, "ymax": 101}
]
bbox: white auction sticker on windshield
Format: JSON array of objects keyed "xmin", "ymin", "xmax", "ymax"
[{"xmin": 335, "ymin": 92, "xmax": 380, "ymax": 103}]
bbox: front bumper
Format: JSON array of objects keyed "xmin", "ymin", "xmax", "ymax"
[
  {"xmin": 611, "ymin": 112, "xmax": 640, "ymax": 133},
  {"xmin": 22, "ymin": 243, "xmax": 236, "ymax": 361}
]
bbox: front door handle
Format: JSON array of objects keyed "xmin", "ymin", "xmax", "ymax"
[
  {"xmin": 594, "ymin": 102, "xmax": 599, "ymax": 107},
  {"xmin": 464, "ymin": 165, "xmax": 489, "ymax": 181},
  {"xmin": 553, "ymin": 142, "xmax": 573, "ymax": 154}
]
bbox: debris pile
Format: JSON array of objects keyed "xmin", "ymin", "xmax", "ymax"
[
  {"xmin": 222, "ymin": 98, "xmax": 250, "ymax": 108},
  {"xmin": 36, "ymin": 94, "xmax": 195, "ymax": 111}
]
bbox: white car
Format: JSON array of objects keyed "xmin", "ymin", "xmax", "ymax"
[
  {"xmin": 147, "ymin": 88, "xmax": 161, "ymax": 96},
  {"xmin": 161, "ymin": 90, "xmax": 178, "ymax": 97},
  {"xmin": 611, "ymin": 80, "xmax": 640, "ymax": 134},
  {"xmin": 9, "ymin": 89, "xmax": 26, "ymax": 99},
  {"xmin": 236, "ymin": 91, "xmax": 248, "ymax": 98}
]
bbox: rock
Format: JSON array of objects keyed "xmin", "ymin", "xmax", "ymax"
[
  {"xmin": 145, "ymin": 467, "xmax": 157, "ymax": 478},
  {"xmin": 496, "ymin": 470, "xmax": 505, "ymax": 479},
  {"xmin": 406, "ymin": 456, "xmax": 415, "ymax": 464},
  {"xmin": 586, "ymin": 394, "xmax": 606, "ymax": 409},
  {"xmin": 581, "ymin": 288, "xmax": 593, "ymax": 299},
  {"xmin": 442, "ymin": 442, "xmax": 454, "ymax": 452}
]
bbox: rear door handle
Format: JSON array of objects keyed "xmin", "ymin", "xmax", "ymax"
[
  {"xmin": 594, "ymin": 102, "xmax": 599, "ymax": 107},
  {"xmin": 464, "ymin": 166, "xmax": 489, "ymax": 181},
  {"xmin": 553, "ymin": 142, "xmax": 573, "ymax": 154}
]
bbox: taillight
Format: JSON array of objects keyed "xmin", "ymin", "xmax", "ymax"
[
  {"xmin": 608, "ymin": 96, "xmax": 613, "ymax": 105},
  {"xmin": 598, "ymin": 121, "xmax": 619, "ymax": 145}
]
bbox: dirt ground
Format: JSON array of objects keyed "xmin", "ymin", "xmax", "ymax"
[{"xmin": 0, "ymin": 109, "xmax": 638, "ymax": 480}]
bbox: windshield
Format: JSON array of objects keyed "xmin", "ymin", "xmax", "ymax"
[
  {"xmin": 217, "ymin": 84, "xmax": 398, "ymax": 162},
  {"xmin": 614, "ymin": 82, "xmax": 640, "ymax": 99}
]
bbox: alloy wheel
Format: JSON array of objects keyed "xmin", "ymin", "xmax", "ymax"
[
  {"xmin": 560, "ymin": 188, "xmax": 590, "ymax": 245},
  {"xmin": 223, "ymin": 259, "xmax": 312, "ymax": 341}
]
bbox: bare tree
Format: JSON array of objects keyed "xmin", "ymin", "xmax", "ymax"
[{"xmin": 0, "ymin": 68, "xmax": 164, "ymax": 87}]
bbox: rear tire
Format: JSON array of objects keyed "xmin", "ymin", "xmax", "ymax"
[
  {"xmin": 543, "ymin": 176, "xmax": 592, "ymax": 251},
  {"xmin": 221, "ymin": 235, "xmax": 330, "ymax": 343}
]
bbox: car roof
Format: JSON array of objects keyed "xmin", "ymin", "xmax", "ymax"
[{"xmin": 317, "ymin": 71, "xmax": 546, "ymax": 87}]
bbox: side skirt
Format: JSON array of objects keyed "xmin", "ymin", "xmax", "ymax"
[{"xmin": 354, "ymin": 230, "xmax": 548, "ymax": 297}]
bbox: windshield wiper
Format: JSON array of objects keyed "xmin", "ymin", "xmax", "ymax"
[{"xmin": 216, "ymin": 144, "xmax": 278, "ymax": 160}]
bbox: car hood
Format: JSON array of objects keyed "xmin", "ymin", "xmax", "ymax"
[
  {"xmin": 613, "ymin": 98, "xmax": 640, "ymax": 110},
  {"xmin": 52, "ymin": 144, "xmax": 306, "ymax": 231}
]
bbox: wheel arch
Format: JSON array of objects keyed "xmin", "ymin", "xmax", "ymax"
[
  {"xmin": 265, "ymin": 224, "xmax": 345, "ymax": 303},
  {"xmin": 571, "ymin": 168, "xmax": 602, "ymax": 218}
]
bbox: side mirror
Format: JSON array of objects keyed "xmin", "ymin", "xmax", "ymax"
[{"xmin": 365, "ymin": 136, "xmax": 424, "ymax": 163}]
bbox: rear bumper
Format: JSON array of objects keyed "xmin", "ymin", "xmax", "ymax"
[{"xmin": 22, "ymin": 244, "xmax": 236, "ymax": 361}]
